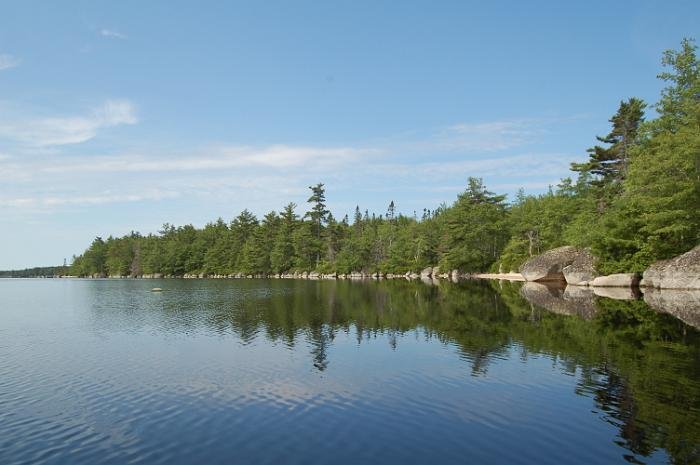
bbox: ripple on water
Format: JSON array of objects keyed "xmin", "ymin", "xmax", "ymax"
[{"xmin": 0, "ymin": 278, "xmax": 698, "ymax": 465}]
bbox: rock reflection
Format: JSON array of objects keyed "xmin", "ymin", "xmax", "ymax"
[
  {"xmin": 644, "ymin": 288, "xmax": 700, "ymax": 330},
  {"xmin": 519, "ymin": 282, "xmax": 598, "ymax": 319},
  {"xmin": 514, "ymin": 278, "xmax": 700, "ymax": 331},
  {"xmin": 593, "ymin": 286, "xmax": 642, "ymax": 300}
]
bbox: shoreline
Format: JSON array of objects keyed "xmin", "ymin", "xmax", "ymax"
[{"xmin": 3, "ymin": 272, "xmax": 527, "ymax": 282}]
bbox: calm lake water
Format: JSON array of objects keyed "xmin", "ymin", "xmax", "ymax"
[{"xmin": 1, "ymin": 278, "xmax": 699, "ymax": 465}]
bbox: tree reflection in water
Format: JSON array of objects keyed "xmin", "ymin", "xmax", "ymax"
[{"xmin": 148, "ymin": 278, "xmax": 698, "ymax": 464}]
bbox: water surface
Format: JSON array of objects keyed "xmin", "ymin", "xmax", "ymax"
[{"xmin": 1, "ymin": 278, "xmax": 698, "ymax": 465}]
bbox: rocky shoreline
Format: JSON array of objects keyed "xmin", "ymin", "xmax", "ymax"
[
  {"xmin": 52, "ymin": 238, "xmax": 698, "ymax": 291},
  {"xmin": 54, "ymin": 245, "xmax": 700, "ymax": 293},
  {"xmin": 85, "ymin": 266, "xmax": 466, "ymax": 282},
  {"xmin": 44, "ymin": 246, "xmax": 700, "ymax": 322},
  {"xmin": 515, "ymin": 245, "xmax": 700, "ymax": 290}
]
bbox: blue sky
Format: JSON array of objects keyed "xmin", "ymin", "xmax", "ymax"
[{"xmin": 0, "ymin": 0, "xmax": 698, "ymax": 268}]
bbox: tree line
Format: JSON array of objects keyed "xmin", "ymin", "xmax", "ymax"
[
  {"xmin": 0, "ymin": 266, "xmax": 69, "ymax": 278},
  {"xmin": 68, "ymin": 39, "xmax": 699, "ymax": 278}
]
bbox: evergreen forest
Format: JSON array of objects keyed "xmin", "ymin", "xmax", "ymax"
[{"xmin": 64, "ymin": 39, "xmax": 699, "ymax": 279}]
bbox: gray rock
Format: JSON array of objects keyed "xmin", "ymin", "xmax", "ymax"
[
  {"xmin": 563, "ymin": 249, "xmax": 598, "ymax": 285},
  {"xmin": 643, "ymin": 245, "xmax": 700, "ymax": 289},
  {"xmin": 644, "ymin": 288, "xmax": 700, "ymax": 329},
  {"xmin": 520, "ymin": 282, "xmax": 597, "ymax": 319},
  {"xmin": 562, "ymin": 285, "xmax": 598, "ymax": 319},
  {"xmin": 420, "ymin": 267, "xmax": 433, "ymax": 278},
  {"xmin": 520, "ymin": 246, "xmax": 580, "ymax": 282},
  {"xmin": 591, "ymin": 273, "xmax": 640, "ymax": 288}
]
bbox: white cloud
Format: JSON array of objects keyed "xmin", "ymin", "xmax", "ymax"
[
  {"xmin": 0, "ymin": 54, "xmax": 20, "ymax": 71},
  {"xmin": 100, "ymin": 29, "xmax": 127, "ymax": 40},
  {"xmin": 0, "ymin": 99, "xmax": 138, "ymax": 146},
  {"xmin": 96, "ymin": 100, "xmax": 138, "ymax": 125},
  {"xmin": 0, "ymin": 189, "xmax": 178, "ymax": 208},
  {"xmin": 40, "ymin": 144, "xmax": 377, "ymax": 174},
  {"xmin": 436, "ymin": 120, "xmax": 538, "ymax": 151},
  {"xmin": 372, "ymin": 153, "xmax": 572, "ymax": 179},
  {"xmin": 0, "ymin": 116, "xmax": 581, "ymax": 217}
]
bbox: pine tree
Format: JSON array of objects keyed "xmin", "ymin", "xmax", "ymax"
[
  {"xmin": 593, "ymin": 38, "xmax": 700, "ymax": 272},
  {"xmin": 271, "ymin": 203, "xmax": 298, "ymax": 273},
  {"xmin": 441, "ymin": 178, "xmax": 508, "ymax": 272},
  {"xmin": 230, "ymin": 210, "xmax": 259, "ymax": 271},
  {"xmin": 387, "ymin": 201, "xmax": 396, "ymax": 220},
  {"xmin": 305, "ymin": 183, "xmax": 329, "ymax": 267},
  {"xmin": 571, "ymin": 97, "xmax": 646, "ymax": 189}
]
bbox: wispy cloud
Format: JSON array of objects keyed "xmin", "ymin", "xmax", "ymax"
[
  {"xmin": 0, "ymin": 115, "xmax": 582, "ymax": 218},
  {"xmin": 41, "ymin": 145, "xmax": 379, "ymax": 174},
  {"xmin": 378, "ymin": 118, "xmax": 551, "ymax": 155},
  {"xmin": 0, "ymin": 53, "xmax": 20, "ymax": 71},
  {"xmin": 0, "ymin": 99, "xmax": 138, "ymax": 146},
  {"xmin": 435, "ymin": 119, "xmax": 540, "ymax": 152},
  {"xmin": 372, "ymin": 153, "xmax": 573, "ymax": 180},
  {"xmin": 100, "ymin": 28, "xmax": 127, "ymax": 40},
  {"xmin": 0, "ymin": 189, "xmax": 178, "ymax": 209}
]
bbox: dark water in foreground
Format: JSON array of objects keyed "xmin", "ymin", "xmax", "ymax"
[{"xmin": 1, "ymin": 279, "xmax": 699, "ymax": 465}]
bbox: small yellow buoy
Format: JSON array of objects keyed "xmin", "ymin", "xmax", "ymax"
[{"xmin": 151, "ymin": 288, "xmax": 163, "ymax": 292}]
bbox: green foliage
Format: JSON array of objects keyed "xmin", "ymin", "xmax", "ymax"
[
  {"xmin": 591, "ymin": 38, "xmax": 700, "ymax": 272},
  {"xmin": 571, "ymin": 97, "xmax": 646, "ymax": 188},
  {"xmin": 440, "ymin": 177, "xmax": 508, "ymax": 272},
  {"xmin": 497, "ymin": 180, "xmax": 588, "ymax": 272},
  {"xmin": 0, "ymin": 266, "xmax": 70, "ymax": 278},
  {"xmin": 270, "ymin": 203, "xmax": 298, "ymax": 273},
  {"xmin": 305, "ymin": 183, "xmax": 329, "ymax": 267}
]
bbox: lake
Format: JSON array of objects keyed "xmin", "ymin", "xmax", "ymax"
[{"xmin": 1, "ymin": 278, "xmax": 698, "ymax": 465}]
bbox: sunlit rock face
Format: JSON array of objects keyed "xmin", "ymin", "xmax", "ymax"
[
  {"xmin": 519, "ymin": 281, "xmax": 597, "ymax": 319},
  {"xmin": 520, "ymin": 246, "xmax": 581, "ymax": 282},
  {"xmin": 592, "ymin": 273, "xmax": 640, "ymax": 288},
  {"xmin": 644, "ymin": 288, "xmax": 700, "ymax": 329},
  {"xmin": 563, "ymin": 248, "xmax": 598, "ymax": 286},
  {"xmin": 643, "ymin": 246, "xmax": 700, "ymax": 289}
]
